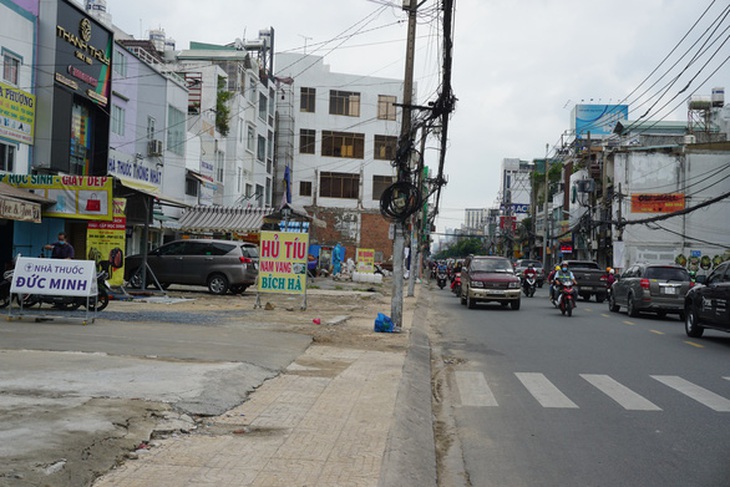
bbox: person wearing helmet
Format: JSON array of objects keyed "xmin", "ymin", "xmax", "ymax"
[
  {"xmin": 606, "ymin": 268, "xmax": 616, "ymax": 288},
  {"xmin": 547, "ymin": 264, "xmax": 560, "ymax": 301},
  {"xmin": 553, "ymin": 262, "xmax": 578, "ymax": 304}
]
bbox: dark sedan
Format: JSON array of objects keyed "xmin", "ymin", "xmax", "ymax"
[{"xmin": 684, "ymin": 261, "xmax": 730, "ymax": 337}]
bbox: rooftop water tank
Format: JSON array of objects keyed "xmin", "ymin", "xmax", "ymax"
[{"xmin": 712, "ymin": 87, "xmax": 725, "ymax": 107}]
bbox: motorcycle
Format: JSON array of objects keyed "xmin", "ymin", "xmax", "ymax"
[
  {"xmin": 18, "ymin": 270, "xmax": 110, "ymax": 312},
  {"xmin": 555, "ymin": 277, "xmax": 576, "ymax": 316},
  {"xmin": 0, "ymin": 269, "xmax": 12, "ymax": 309},
  {"xmin": 437, "ymin": 271, "xmax": 448, "ymax": 289},
  {"xmin": 451, "ymin": 272, "xmax": 462, "ymax": 296},
  {"xmin": 522, "ymin": 274, "xmax": 537, "ymax": 297}
]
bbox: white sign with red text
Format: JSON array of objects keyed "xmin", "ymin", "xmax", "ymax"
[{"xmin": 11, "ymin": 257, "xmax": 97, "ymax": 297}]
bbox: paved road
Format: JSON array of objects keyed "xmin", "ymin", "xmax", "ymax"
[{"xmin": 431, "ymin": 286, "xmax": 730, "ymax": 487}]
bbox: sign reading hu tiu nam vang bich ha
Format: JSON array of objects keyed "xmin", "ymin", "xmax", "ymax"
[{"xmin": 257, "ymin": 231, "xmax": 309, "ymax": 295}]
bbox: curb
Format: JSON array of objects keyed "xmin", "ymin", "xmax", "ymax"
[{"xmin": 379, "ymin": 289, "xmax": 437, "ymax": 487}]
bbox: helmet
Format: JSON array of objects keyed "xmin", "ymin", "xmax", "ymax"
[
  {"xmin": 560, "ymin": 261, "xmax": 568, "ymax": 270},
  {"xmin": 554, "ymin": 265, "xmax": 560, "ymax": 271},
  {"xmin": 609, "ymin": 268, "xmax": 615, "ymax": 275}
]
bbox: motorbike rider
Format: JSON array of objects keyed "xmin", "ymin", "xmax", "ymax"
[
  {"xmin": 606, "ymin": 267, "xmax": 616, "ymax": 288},
  {"xmin": 553, "ymin": 261, "xmax": 578, "ymax": 305},
  {"xmin": 522, "ymin": 263, "xmax": 538, "ymax": 291},
  {"xmin": 548, "ymin": 264, "xmax": 560, "ymax": 301}
]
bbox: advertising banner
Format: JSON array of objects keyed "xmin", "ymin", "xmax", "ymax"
[
  {"xmin": 86, "ymin": 198, "xmax": 126, "ymax": 286},
  {"xmin": 356, "ymin": 248, "xmax": 375, "ymax": 273},
  {"xmin": 11, "ymin": 256, "xmax": 97, "ymax": 297},
  {"xmin": 257, "ymin": 231, "xmax": 309, "ymax": 295},
  {"xmin": 572, "ymin": 104, "xmax": 629, "ymax": 138},
  {"xmin": 0, "ymin": 174, "xmax": 113, "ymax": 221},
  {"xmin": 631, "ymin": 193, "xmax": 685, "ymax": 213},
  {"xmin": 0, "ymin": 81, "xmax": 35, "ymax": 144}
]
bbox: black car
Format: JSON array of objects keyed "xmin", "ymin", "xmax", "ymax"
[{"xmin": 684, "ymin": 261, "xmax": 730, "ymax": 338}]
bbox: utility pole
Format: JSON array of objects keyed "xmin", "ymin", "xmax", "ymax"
[
  {"xmin": 408, "ymin": 126, "xmax": 428, "ymax": 297},
  {"xmin": 542, "ymin": 143, "xmax": 550, "ymax": 269},
  {"xmin": 391, "ymin": 0, "xmax": 419, "ymax": 328}
]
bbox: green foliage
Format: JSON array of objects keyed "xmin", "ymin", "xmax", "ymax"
[
  {"xmin": 215, "ymin": 76, "xmax": 231, "ymax": 137},
  {"xmin": 433, "ymin": 237, "xmax": 486, "ymax": 260}
]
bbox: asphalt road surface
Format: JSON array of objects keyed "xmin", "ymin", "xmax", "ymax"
[{"xmin": 430, "ymin": 285, "xmax": 730, "ymax": 487}]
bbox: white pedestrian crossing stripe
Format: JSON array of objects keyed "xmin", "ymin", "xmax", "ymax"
[
  {"xmin": 453, "ymin": 371, "xmax": 730, "ymax": 412},
  {"xmin": 580, "ymin": 374, "xmax": 661, "ymax": 411},
  {"xmin": 515, "ymin": 372, "xmax": 579, "ymax": 408},
  {"xmin": 455, "ymin": 371, "xmax": 498, "ymax": 407},
  {"xmin": 651, "ymin": 375, "xmax": 730, "ymax": 412}
]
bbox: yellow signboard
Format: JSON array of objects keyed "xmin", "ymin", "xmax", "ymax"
[
  {"xmin": 257, "ymin": 231, "xmax": 309, "ymax": 294},
  {"xmin": 86, "ymin": 199, "xmax": 127, "ymax": 286},
  {"xmin": 0, "ymin": 174, "xmax": 113, "ymax": 221},
  {"xmin": 0, "ymin": 81, "xmax": 35, "ymax": 145},
  {"xmin": 356, "ymin": 248, "xmax": 375, "ymax": 273}
]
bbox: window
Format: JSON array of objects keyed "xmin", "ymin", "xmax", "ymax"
[
  {"xmin": 113, "ymin": 50, "xmax": 127, "ymax": 77},
  {"xmin": 320, "ymin": 171, "xmax": 359, "ymax": 199},
  {"xmin": 329, "ymin": 90, "xmax": 360, "ymax": 116},
  {"xmin": 0, "ymin": 143, "xmax": 15, "ymax": 172},
  {"xmin": 147, "ymin": 116, "xmax": 156, "ymax": 141},
  {"xmin": 207, "ymin": 242, "xmax": 236, "ymax": 255},
  {"xmin": 267, "ymin": 130, "xmax": 274, "ymax": 160},
  {"xmin": 167, "ymin": 105, "xmax": 186, "ymax": 156},
  {"xmin": 377, "ymin": 95, "xmax": 397, "ymax": 120},
  {"xmin": 258, "ymin": 92, "xmax": 267, "ymax": 120},
  {"xmin": 300, "ymin": 181, "xmax": 312, "ymax": 197},
  {"xmin": 257, "ymin": 135, "xmax": 266, "ymax": 162},
  {"xmin": 321, "ymin": 130, "xmax": 364, "ymax": 159},
  {"xmin": 247, "ymin": 125, "xmax": 255, "ymax": 152},
  {"xmin": 374, "ymin": 135, "xmax": 397, "ymax": 160},
  {"xmin": 185, "ymin": 177, "xmax": 199, "ymax": 197},
  {"xmin": 248, "ymin": 76, "xmax": 257, "ymax": 102},
  {"xmin": 111, "ymin": 104, "xmax": 125, "ymax": 136},
  {"xmin": 255, "ymin": 184, "xmax": 264, "ymax": 207},
  {"xmin": 266, "ymin": 177, "xmax": 272, "ymax": 206},
  {"xmin": 300, "ymin": 129, "xmax": 315, "ymax": 154},
  {"xmin": 268, "ymin": 88, "xmax": 275, "ymax": 126},
  {"xmin": 246, "ymin": 183, "xmax": 253, "ymax": 199},
  {"xmin": 215, "ymin": 149, "xmax": 224, "ymax": 182},
  {"xmin": 300, "ymin": 87, "xmax": 316, "ymax": 112},
  {"xmin": 2, "ymin": 51, "xmax": 20, "ymax": 85},
  {"xmin": 237, "ymin": 167, "xmax": 242, "ymax": 192},
  {"xmin": 372, "ymin": 175, "xmax": 394, "ymax": 200}
]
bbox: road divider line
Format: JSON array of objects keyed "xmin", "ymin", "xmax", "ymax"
[
  {"xmin": 649, "ymin": 330, "xmax": 665, "ymax": 335},
  {"xmin": 684, "ymin": 341, "xmax": 704, "ymax": 348},
  {"xmin": 515, "ymin": 372, "xmax": 579, "ymax": 409},
  {"xmin": 724, "ymin": 377, "xmax": 730, "ymax": 382},
  {"xmin": 601, "ymin": 314, "xmax": 611, "ymax": 318},
  {"xmin": 623, "ymin": 321, "xmax": 636, "ymax": 326},
  {"xmin": 651, "ymin": 375, "xmax": 730, "ymax": 412},
  {"xmin": 455, "ymin": 371, "xmax": 498, "ymax": 407},
  {"xmin": 581, "ymin": 374, "xmax": 661, "ymax": 411}
]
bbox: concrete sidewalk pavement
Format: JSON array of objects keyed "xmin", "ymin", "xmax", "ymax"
[{"xmin": 93, "ymin": 289, "xmax": 437, "ymax": 487}]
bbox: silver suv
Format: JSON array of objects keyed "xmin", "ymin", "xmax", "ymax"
[
  {"xmin": 125, "ymin": 239, "xmax": 259, "ymax": 295},
  {"xmin": 608, "ymin": 263, "xmax": 690, "ymax": 320}
]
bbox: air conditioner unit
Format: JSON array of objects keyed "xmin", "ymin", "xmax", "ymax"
[
  {"xmin": 148, "ymin": 139, "xmax": 163, "ymax": 156},
  {"xmin": 683, "ymin": 134, "xmax": 696, "ymax": 145}
]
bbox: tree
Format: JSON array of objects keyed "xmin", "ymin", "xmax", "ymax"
[{"xmin": 215, "ymin": 76, "xmax": 231, "ymax": 137}]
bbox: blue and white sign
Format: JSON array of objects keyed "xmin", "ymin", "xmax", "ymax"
[
  {"xmin": 572, "ymin": 104, "xmax": 629, "ymax": 138},
  {"xmin": 11, "ymin": 257, "xmax": 97, "ymax": 297},
  {"xmin": 500, "ymin": 203, "xmax": 530, "ymax": 214}
]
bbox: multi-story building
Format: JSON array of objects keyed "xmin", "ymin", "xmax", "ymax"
[
  {"xmin": 274, "ymin": 52, "xmax": 404, "ymax": 264},
  {"xmin": 464, "ymin": 208, "xmax": 488, "ymax": 235}
]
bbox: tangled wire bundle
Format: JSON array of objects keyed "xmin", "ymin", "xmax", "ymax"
[{"xmin": 380, "ymin": 181, "xmax": 421, "ymax": 222}]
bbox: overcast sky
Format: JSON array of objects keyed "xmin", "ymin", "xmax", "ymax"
[{"xmin": 105, "ymin": 0, "xmax": 730, "ymax": 232}]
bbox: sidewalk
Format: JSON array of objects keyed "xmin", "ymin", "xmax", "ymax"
[{"xmin": 93, "ymin": 285, "xmax": 435, "ymax": 487}]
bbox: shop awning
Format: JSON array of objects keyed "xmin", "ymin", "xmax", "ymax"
[
  {"xmin": 187, "ymin": 170, "xmax": 219, "ymax": 190},
  {"xmin": 115, "ymin": 176, "xmax": 188, "ymax": 208},
  {"xmin": 0, "ymin": 182, "xmax": 55, "ymax": 205},
  {"xmin": 0, "ymin": 182, "xmax": 54, "ymax": 223},
  {"xmin": 178, "ymin": 205, "xmax": 273, "ymax": 233}
]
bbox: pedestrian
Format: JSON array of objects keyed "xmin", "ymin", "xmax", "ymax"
[{"xmin": 45, "ymin": 232, "xmax": 75, "ymax": 259}]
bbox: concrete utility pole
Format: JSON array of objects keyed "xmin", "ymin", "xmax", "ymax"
[
  {"xmin": 407, "ymin": 126, "xmax": 428, "ymax": 297},
  {"xmin": 542, "ymin": 143, "xmax": 550, "ymax": 269},
  {"xmin": 391, "ymin": 0, "xmax": 419, "ymax": 328}
]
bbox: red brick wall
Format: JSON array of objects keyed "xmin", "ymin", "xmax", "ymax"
[{"xmin": 306, "ymin": 207, "xmax": 393, "ymax": 263}]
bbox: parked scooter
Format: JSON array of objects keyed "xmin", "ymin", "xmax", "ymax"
[
  {"xmin": 522, "ymin": 274, "xmax": 537, "ymax": 297},
  {"xmin": 0, "ymin": 269, "xmax": 12, "ymax": 309},
  {"xmin": 451, "ymin": 272, "xmax": 462, "ymax": 296},
  {"xmin": 555, "ymin": 277, "xmax": 576, "ymax": 316}
]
